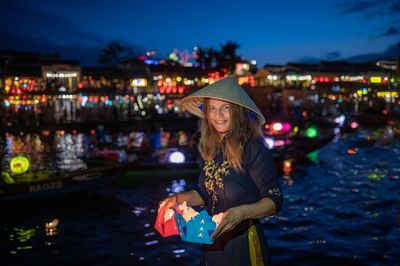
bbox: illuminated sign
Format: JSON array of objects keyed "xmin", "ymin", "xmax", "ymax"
[
  {"xmin": 46, "ymin": 72, "xmax": 78, "ymax": 78},
  {"xmin": 286, "ymin": 75, "xmax": 312, "ymax": 81}
]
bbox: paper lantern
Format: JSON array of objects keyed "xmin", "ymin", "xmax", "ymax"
[
  {"xmin": 154, "ymin": 203, "xmax": 179, "ymax": 237},
  {"xmin": 155, "ymin": 201, "xmax": 223, "ymax": 244},
  {"xmin": 10, "ymin": 156, "xmax": 30, "ymax": 174},
  {"xmin": 174, "ymin": 202, "xmax": 222, "ymax": 244},
  {"xmin": 305, "ymin": 126, "xmax": 318, "ymax": 138}
]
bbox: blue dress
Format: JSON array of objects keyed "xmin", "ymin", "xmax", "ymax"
[{"xmin": 195, "ymin": 139, "xmax": 283, "ymax": 266}]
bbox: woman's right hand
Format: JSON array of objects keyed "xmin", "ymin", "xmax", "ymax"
[{"xmin": 159, "ymin": 194, "xmax": 178, "ymax": 210}]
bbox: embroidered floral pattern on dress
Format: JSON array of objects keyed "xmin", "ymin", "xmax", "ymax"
[
  {"xmin": 203, "ymin": 160, "xmax": 230, "ymax": 213},
  {"xmin": 268, "ymin": 188, "xmax": 281, "ymax": 196}
]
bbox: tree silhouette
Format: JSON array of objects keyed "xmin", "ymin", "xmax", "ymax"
[
  {"xmin": 218, "ymin": 41, "xmax": 241, "ymax": 71},
  {"xmin": 195, "ymin": 41, "xmax": 241, "ymax": 72},
  {"xmin": 195, "ymin": 47, "xmax": 207, "ymax": 69},
  {"xmin": 98, "ymin": 42, "xmax": 134, "ymax": 68},
  {"xmin": 195, "ymin": 46, "xmax": 218, "ymax": 70}
]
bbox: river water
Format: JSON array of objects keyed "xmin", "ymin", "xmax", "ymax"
[{"xmin": 1, "ymin": 130, "xmax": 399, "ymax": 265}]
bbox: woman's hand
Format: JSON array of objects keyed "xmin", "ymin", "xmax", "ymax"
[
  {"xmin": 210, "ymin": 205, "xmax": 246, "ymax": 241},
  {"xmin": 159, "ymin": 194, "xmax": 178, "ymax": 210}
]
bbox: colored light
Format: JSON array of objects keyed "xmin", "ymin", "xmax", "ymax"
[
  {"xmin": 347, "ymin": 148, "xmax": 358, "ymax": 155},
  {"xmin": 10, "ymin": 156, "xmax": 30, "ymax": 174},
  {"xmin": 264, "ymin": 137, "xmax": 274, "ymax": 149},
  {"xmin": 144, "ymin": 59, "xmax": 159, "ymax": 65},
  {"xmin": 169, "ymin": 151, "xmax": 185, "ymax": 164},
  {"xmin": 370, "ymin": 76, "xmax": 382, "ymax": 83},
  {"xmin": 271, "ymin": 122, "xmax": 283, "ymax": 131},
  {"xmin": 283, "ymin": 161, "xmax": 292, "ymax": 174},
  {"xmin": 334, "ymin": 115, "xmax": 346, "ymax": 127},
  {"xmin": 350, "ymin": 122, "xmax": 359, "ymax": 129},
  {"xmin": 131, "ymin": 78, "xmax": 148, "ymax": 87},
  {"xmin": 282, "ymin": 122, "xmax": 291, "ymax": 132},
  {"xmin": 274, "ymin": 140, "xmax": 285, "ymax": 147},
  {"xmin": 305, "ymin": 126, "xmax": 318, "ymax": 138}
]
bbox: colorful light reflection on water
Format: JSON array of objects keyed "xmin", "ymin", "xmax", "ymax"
[{"xmin": 0, "ymin": 131, "xmax": 399, "ymax": 265}]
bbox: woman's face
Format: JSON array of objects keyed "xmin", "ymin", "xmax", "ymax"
[{"xmin": 207, "ymin": 99, "xmax": 230, "ymax": 137}]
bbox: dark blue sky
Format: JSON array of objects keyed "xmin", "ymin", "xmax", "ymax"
[{"xmin": 1, "ymin": 0, "xmax": 399, "ymax": 66}]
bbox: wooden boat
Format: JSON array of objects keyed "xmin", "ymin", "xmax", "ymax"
[{"xmin": 0, "ymin": 160, "xmax": 124, "ymax": 203}]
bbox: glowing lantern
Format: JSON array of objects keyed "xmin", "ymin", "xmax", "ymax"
[
  {"xmin": 347, "ymin": 148, "xmax": 358, "ymax": 155},
  {"xmin": 350, "ymin": 122, "xmax": 359, "ymax": 129},
  {"xmin": 271, "ymin": 122, "xmax": 283, "ymax": 132},
  {"xmin": 305, "ymin": 126, "xmax": 318, "ymax": 138},
  {"xmin": 334, "ymin": 115, "xmax": 346, "ymax": 126},
  {"xmin": 169, "ymin": 151, "xmax": 185, "ymax": 164},
  {"xmin": 10, "ymin": 156, "xmax": 30, "ymax": 174},
  {"xmin": 282, "ymin": 122, "xmax": 291, "ymax": 132},
  {"xmin": 283, "ymin": 161, "xmax": 292, "ymax": 174}
]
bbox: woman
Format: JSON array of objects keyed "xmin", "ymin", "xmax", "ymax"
[{"xmin": 161, "ymin": 76, "xmax": 283, "ymax": 266}]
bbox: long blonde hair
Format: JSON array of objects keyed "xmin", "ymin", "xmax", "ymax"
[{"xmin": 199, "ymin": 99, "xmax": 264, "ymax": 172}]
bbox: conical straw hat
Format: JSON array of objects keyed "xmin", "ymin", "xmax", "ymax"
[{"xmin": 180, "ymin": 76, "xmax": 265, "ymax": 125}]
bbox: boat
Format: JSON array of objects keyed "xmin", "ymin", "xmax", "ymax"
[
  {"xmin": 264, "ymin": 120, "xmax": 336, "ymax": 172},
  {"xmin": 122, "ymin": 147, "xmax": 201, "ymax": 179},
  {"xmin": 84, "ymin": 119, "xmax": 336, "ymax": 178},
  {"xmin": 0, "ymin": 159, "xmax": 124, "ymax": 203}
]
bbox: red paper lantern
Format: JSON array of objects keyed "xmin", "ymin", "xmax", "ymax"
[{"xmin": 154, "ymin": 204, "xmax": 179, "ymax": 237}]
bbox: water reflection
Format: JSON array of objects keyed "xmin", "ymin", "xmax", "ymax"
[
  {"xmin": 1, "ymin": 128, "xmax": 197, "ymax": 180},
  {"xmin": 306, "ymin": 150, "xmax": 319, "ymax": 164},
  {"xmin": 45, "ymin": 218, "xmax": 59, "ymax": 237},
  {"xmin": 54, "ymin": 132, "xmax": 86, "ymax": 171},
  {"xmin": 2, "ymin": 132, "xmax": 88, "ymax": 179},
  {"xmin": 8, "ymin": 226, "xmax": 37, "ymax": 254},
  {"xmin": 1, "ymin": 130, "xmax": 399, "ymax": 265},
  {"xmin": 3, "ymin": 133, "xmax": 54, "ymax": 173},
  {"xmin": 166, "ymin": 179, "xmax": 187, "ymax": 195}
]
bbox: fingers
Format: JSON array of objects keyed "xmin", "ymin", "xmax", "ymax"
[
  {"xmin": 210, "ymin": 225, "xmax": 222, "ymax": 240},
  {"xmin": 211, "ymin": 212, "xmax": 228, "ymax": 240},
  {"xmin": 210, "ymin": 220, "xmax": 229, "ymax": 241},
  {"xmin": 159, "ymin": 196, "xmax": 177, "ymax": 209},
  {"xmin": 210, "ymin": 213, "xmax": 242, "ymax": 241}
]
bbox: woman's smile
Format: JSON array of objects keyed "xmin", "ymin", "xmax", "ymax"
[{"xmin": 207, "ymin": 99, "xmax": 231, "ymax": 137}]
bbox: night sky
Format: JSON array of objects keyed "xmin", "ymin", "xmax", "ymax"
[{"xmin": 1, "ymin": 0, "xmax": 399, "ymax": 66}]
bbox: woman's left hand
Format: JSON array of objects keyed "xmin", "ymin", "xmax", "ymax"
[{"xmin": 210, "ymin": 205, "xmax": 246, "ymax": 241}]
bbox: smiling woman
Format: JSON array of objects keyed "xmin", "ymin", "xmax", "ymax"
[
  {"xmin": 206, "ymin": 99, "xmax": 231, "ymax": 137},
  {"xmin": 159, "ymin": 76, "xmax": 283, "ymax": 266}
]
